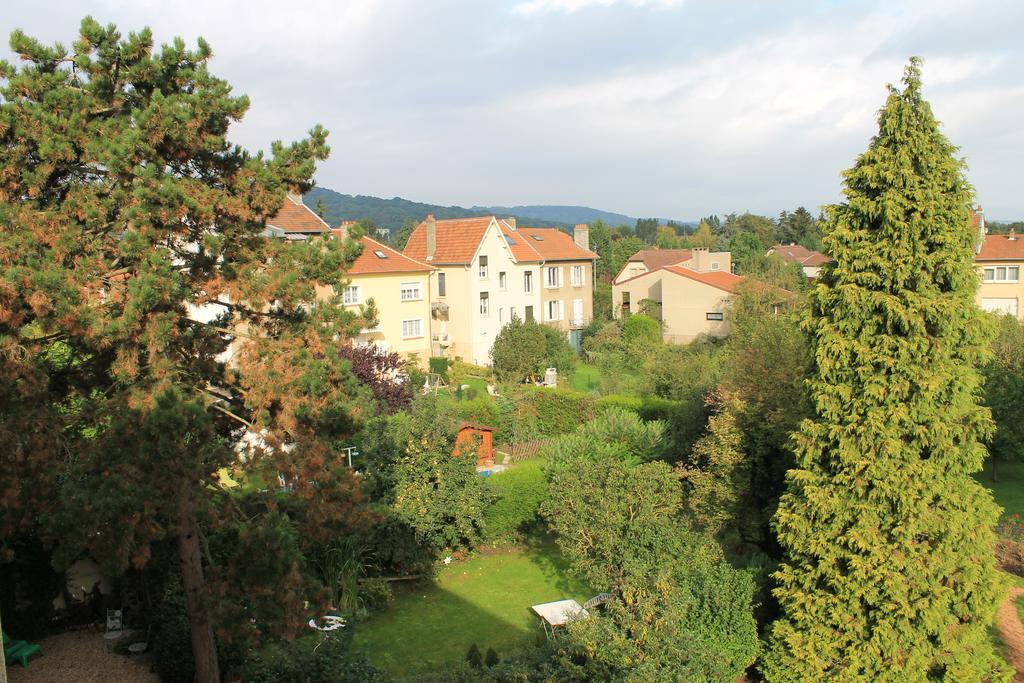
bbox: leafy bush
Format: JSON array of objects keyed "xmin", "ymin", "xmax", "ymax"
[
  {"xmin": 491, "ymin": 319, "xmax": 577, "ymax": 382},
  {"xmin": 392, "ymin": 437, "xmax": 492, "ymax": 553},
  {"xmin": 482, "ymin": 460, "xmax": 549, "ymax": 541},
  {"xmin": 531, "ymin": 387, "xmax": 595, "ymax": 437},
  {"xmin": 150, "ymin": 578, "xmax": 195, "ymax": 683},
  {"xmin": 622, "ymin": 313, "xmax": 661, "ymax": 346},
  {"xmin": 360, "ymin": 504, "xmax": 434, "ymax": 577},
  {"xmin": 428, "ymin": 356, "xmax": 450, "ymax": 381},
  {"xmin": 357, "ymin": 578, "xmax": 394, "ymax": 612},
  {"xmin": 240, "ymin": 632, "xmax": 384, "ymax": 683}
]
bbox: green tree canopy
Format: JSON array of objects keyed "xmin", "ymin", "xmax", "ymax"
[
  {"xmin": 764, "ymin": 59, "xmax": 1007, "ymax": 681},
  {"xmin": 0, "ymin": 18, "xmax": 373, "ymax": 680}
]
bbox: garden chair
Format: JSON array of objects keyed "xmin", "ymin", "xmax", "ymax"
[{"xmin": 3, "ymin": 630, "xmax": 42, "ymax": 668}]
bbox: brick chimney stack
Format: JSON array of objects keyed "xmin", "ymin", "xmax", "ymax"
[
  {"xmin": 426, "ymin": 214, "xmax": 437, "ymax": 261},
  {"xmin": 505, "ymin": 217, "xmax": 517, "ymax": 231},
  {"xmin": 573, "ymin": 223, "xmax": 590, "ymax": 252}
]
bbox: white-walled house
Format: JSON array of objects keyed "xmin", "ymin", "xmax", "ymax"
[{"xmin": 403, "ymin": 215, "xmax": 597, "ymax": 365}]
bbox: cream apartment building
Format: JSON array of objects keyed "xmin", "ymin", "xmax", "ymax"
[
  {"xmin": 974, "ymin": 207, "xmax": 1024, "ymax": 319},
  {"xmin": 403, "ymin": 215, "xmax": 597, "ymax": 365}
]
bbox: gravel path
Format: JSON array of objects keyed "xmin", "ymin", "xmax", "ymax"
[
  {"xmin": 997, "ymin": 586, "xmax": 1024, "ymax": 682},
  {"xmin": 6, "ymin": 629, "xmax": 159, "ymax": 683}
]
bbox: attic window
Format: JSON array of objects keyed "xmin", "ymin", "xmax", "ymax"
[
  {"xmin": 374, "ymin": 250, "xmax": 388, "ymax": 259},
  {"xmin": 504, "ymin": 235, "xmax": 517, "ymax": 245},
  {"xmin": 531, "ymin": 235, "xmax": 544, "ymax": 241}
]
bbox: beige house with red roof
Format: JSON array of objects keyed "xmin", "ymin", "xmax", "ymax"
[
  {"xmin": 974, "ymin": 208, "xmax": 1024, "ymax": 319},
  {"xmin": 613, "ymin": 248, "xmax": 731, "ymax": 285},
  {"xmin": 336, "ymin": 231, "xmax": 434, "ymax": 363},
  {"xmin": 613, "ymin": 248, "xmax": 753, "ymax": 343},
  {"xmin": 262, "ymin": 194, "xmax": 435, "ymax": 363},
  {"xmin": 404, "ymin": 215, "xmax": 597, "ymax": 365},
  {"xmin": 766, "ymin": 243, "xmax": 831, "ymax": 279}
]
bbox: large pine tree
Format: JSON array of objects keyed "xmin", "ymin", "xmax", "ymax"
[{"xmin": 763, "ymin": 59, "xmax": 1008, "ymax": 681}]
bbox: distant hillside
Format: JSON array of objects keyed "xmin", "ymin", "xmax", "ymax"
[
  {"xmin": 475, "ymin": 204, "xmax": 636, "ymax": 227},
  {"xmin": 304, "ymin": 187, "xmax": 572, "ymax": 234}
]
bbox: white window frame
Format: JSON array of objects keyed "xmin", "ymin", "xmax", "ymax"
[
  {"xmin": 479, "ymin": 255, "xmax": 489, "ymax": 279},
  {"xmin": 546, "ymin": 300, "xmax": 563, "ymax": 321},
  {"xmin": 524, "ymin": 270, "xmax": 534, "ymax": 293},
  {"xmin": 571, "ymin": 264, "xmax": 584, "ymax": 287},
  {"xmin": 400, "ymin": 281, "xmax": 422, "ymax": 301},
  {"xmin": 480, "ymin": 292, "xmax": 490, "ymax": 316},
  {"xmin": 342, "ymin": 285, "xmax": 362, "ymax": 305},
  {"xmin": 545, "ymin": 266, "xmax": 562, "ymax": 289},
  {"xmin": 401, "ymin": 319, "xmax": 423, "ymax": 339},
  {"xmin": 706, "ymin": 311, "xmax": 724, "ymax": 321},
  {"xmin": 983, "ymin": 265, "xmax": 1020, "ymax": 283},
  {"xmin": 571, "ymin": 298, "xmax": 584, "ymax": 326},
  {"xmin": 711, "ymin": 262, "xmax": 721, "ymax": 271},
  {"xmin": 437, "ymin": 272, "xmax": 446, "ymax": 297},
  {"xmin": 499, "ymin": 271, "xmax": 507, "ymax": 290}
]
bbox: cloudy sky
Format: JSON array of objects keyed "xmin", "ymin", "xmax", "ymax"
[{"xmin": 5, "ymin": 0, "xmax": 1022, "ymax": 220}]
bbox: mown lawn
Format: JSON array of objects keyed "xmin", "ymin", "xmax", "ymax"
[
  {"xmin": 568, "ymin": 363, "xmax": 602, "ymax": 393},
  {"xmin": 352, "ymin": 539, "xmax": 591, "ymax": 679},
  {"xmin": 979, "ymin": 459, "xmax": 1024, "ymax": 518}
]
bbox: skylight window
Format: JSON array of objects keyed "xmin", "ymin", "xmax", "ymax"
[
  {"xmin": 374, "ymin": 250, "xmax": 388, "ymax": 259},
  {"xmin": 504, "ymin": 235, "xmax": 517, "ymax": 245},
  {"xmin": 531, "ymin": 235, "xmax": 544, "ymax": 241}
]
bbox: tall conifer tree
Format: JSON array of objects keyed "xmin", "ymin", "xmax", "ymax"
[{"xmin": 764, "ymin": 59, "xmax": 1008, "ymax": 681}]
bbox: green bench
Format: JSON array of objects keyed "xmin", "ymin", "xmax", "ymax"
[{"xmin": 3, "ymin": 630, "xmax": 42, "ymax": 668}]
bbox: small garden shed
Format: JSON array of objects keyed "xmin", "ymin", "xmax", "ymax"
[{"xmin": 454, "ymin": 422, "xmax": 495, "ymax": 467}]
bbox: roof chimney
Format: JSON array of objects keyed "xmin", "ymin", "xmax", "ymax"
[
  {"xmin": 425, "ymin": 214, "xmax": 436, "ymax": 260},
  {"xmin": 505, "ymin": 217, "xmax": 517, "ymax": 231},
  {"xmin": 287, "ymin": 189, "xmax": 303, "ymax": 204},
  {"xmin": 975, "ymin": 205, "xmax": 986, "ymax": 253},
  {"xmin": 1010, "ymin": 228, "xmax": 1017, "ymax": 242},
  {"xmin": 573, "ymin": 223, "xmax": 590, "ymax": 252}
]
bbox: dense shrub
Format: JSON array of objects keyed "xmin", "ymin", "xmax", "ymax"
[
  {"xmin": 428, "ymin": 356, "xmax": 450, "ymax": 381},
  {"xmin": 392, "ymin": 436, "xmax": 492, "ymax": 553},
  {"xmin": 622, "ymin": 313, "xmax": 661, "ymax": 346},
  {"xmin": 482, "ymin": 461, "xmax": 549, "ymax": 541},
  {"xmin": 240, "ymin": 632, "xmax": 384, "ymax": 683},
  {"xmin": 531, "ymin": 388, "xmax": 596, "ymax": 436},
  {"xmin": 149, "ymin": 578, "xmax": 195, "ymax": 683},
  {"xmin": 357, "ymin": 577, "xmax": 394, "ymax": 611},
  {"xmin": 360, "ymin": 504, "xmax": 435, "ymax": 578}
]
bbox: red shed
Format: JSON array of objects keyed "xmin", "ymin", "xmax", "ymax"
[{"xmin": 455, "ymin": 422, "xmax": 495, "ymax": 467}]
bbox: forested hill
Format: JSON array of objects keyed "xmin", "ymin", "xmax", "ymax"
[
  {"xmin": 474, "ymin": 204, "xmax": 635, "ymax": 226},
  {"xmin": 304, "ymin": 187, "xmax": 576, "ymax": 233}
]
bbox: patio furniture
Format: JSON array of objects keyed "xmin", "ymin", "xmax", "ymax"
[
  {"xmin": 530, "ymin": 599, "xmax": 589, "ymax": 639},
  {"xmin": 3, "ymin": 630, "xmax": 42, "ymax": 668}
]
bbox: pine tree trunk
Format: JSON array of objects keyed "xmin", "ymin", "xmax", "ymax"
[
  {"xmin": 0, "ymin": 604, "xmax": 8, "ymax": 683},
  {"xmin": 177, "ymin": 492, "xmax": 220, "ymax": 683}
]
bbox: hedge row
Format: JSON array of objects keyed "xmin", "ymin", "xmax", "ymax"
[{"xmin": 482, "ymin": 460, "xmax": 548, "ymax": 542}]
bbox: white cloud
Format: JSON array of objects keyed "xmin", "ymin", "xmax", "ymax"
[{"xmin": 512, "ymin": 0, "xmax": 682, "ymax": 16}]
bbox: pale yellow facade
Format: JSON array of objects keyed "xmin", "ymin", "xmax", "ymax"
[
  {"xmin": 658, "ymin": 272, "xmax": 733, "ymax": 343},
  {"xmin": 540, "ymin": 260, "xmax": 595, "ymax": 333},
  {"xmin": 612, "ymin": 267, "xmax": 735, "ymax": 344},
  {"xmin": 340, "ymin": 271, "xmax": 433, "ymax": 364},
  {"xmin": 976, "ymin": 260, "xmax": 1024, "ymax": 319}
]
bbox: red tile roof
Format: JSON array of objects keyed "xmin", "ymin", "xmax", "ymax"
[
  {"xmin": 767, "ymin": 244, "xmax": 832, "ymax": 267},
  {"xmin": 627, "ymin": 249, "xmax": 693, "ymax": 271},
  {"xmin": 347, "ymin": 236, "xmax": 434, "ymax": 275},
  {"xmin": 266, "ymin": 195, "xmax": 330, "ymax": 233},
  {"xmin": 404, "ymin": 216, "xmax": 495, "ymax": 264},
  {"xmin": 976, "ymin": 234, "xmax": 1024, "ymax": 261},
  {"xmin": 507, "ymin": 226, "xmax": 597, "ymax": 262},
  {"xmin": 664, "ymin": 265, "xmax": 747, "ymax": 293},
  {"xmin": 404, "ymin": 216, "xmax": 597, "ymax": 265}
]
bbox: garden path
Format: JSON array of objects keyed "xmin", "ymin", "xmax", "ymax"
[{"xmin": 997, "ymin": 586, "xmax": 1024, "ymax": 681}]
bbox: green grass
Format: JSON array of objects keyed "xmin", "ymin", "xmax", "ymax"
[
  {"xmin": 352, "ymin": 538, "xmax": 591, "ymax": 679},
  {"xmin": 978, "ymin": 459, "xmax": 1024, "ymax": 518},
  {"xmin": 568, "ymin": 363, "xmax": 602, "ymax": 393},
  {"xmin": 457, "ymin": 376, "xmax": 490, "ymax": 398}
]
